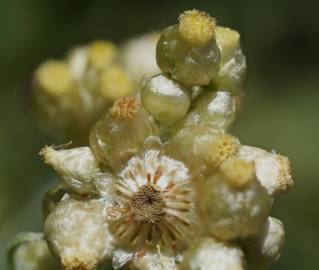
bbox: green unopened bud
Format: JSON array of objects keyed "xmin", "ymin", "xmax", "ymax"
[
  {"xmin": 175, "ymin": 91, "xmax": 236, "ymax": 132},
  {"xmin": 141, "ymin": 74, "xmax": 191, "ymax": 126},
  {"xmin": 199, "ymin": 158, "xmax": 272, "ymax": 240},
  {"xmin": 156, "ymin": 10, "xmax": 220, "ymax": 86},
  {"xmin": 168, "ymin": 125, "xmax": 240, "ymax": 174},
  {"xmin": 7, "ymin": 232, "xmax": 59, "ymax": 270},
  {"xmin": 209, "ymin": 26, "xmax": 247, "ymax": 95},
  {"xmin": 90, "ymin": 96, "xmax": 159, "ymax": 171}
]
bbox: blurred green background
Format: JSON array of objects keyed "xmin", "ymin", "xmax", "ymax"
[{"xmin": 0, "ymin": 0, "xmax": 318, "ymax": 269}]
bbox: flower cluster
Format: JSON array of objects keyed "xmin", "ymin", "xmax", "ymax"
[
  {"xmin": 28, "ymin": 9, "xmax": 292, "ymax": 270},
  {"xmin": 29, "ymin": 34, "xmax": 160, "ymax": 145}
]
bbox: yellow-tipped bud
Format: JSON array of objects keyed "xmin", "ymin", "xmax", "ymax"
[
  {"xmin": 35, "ymin": 60, "xmax": 72, "ymax": 97},
  {"xmin": 110, "ymin": 96, "xmax": 140, "ymax": 120},
  {"xmin": 220, "ymin": 158, "xmax": 255, "ymax": 188},
  {"xmin": 99, "ymin": 66, "xmax": 134, "ymax": 101},
  {"xmin": 215, "ymin": 26, "xmax": 240, "ymax": 65},
  {"xmin": 179, "ymin": 9, "xmax": 216, "ymax": 45},
  {"xmin": 88, "ymin": 41, "xmax": 117, "ymax": 70},
  {"xmin": 207, "ymin": 133, "xmax": 240, "ymax": 167}
]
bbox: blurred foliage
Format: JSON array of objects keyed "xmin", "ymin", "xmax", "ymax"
[{"xmin": 0, "ymin": 0, "xmax": 318, "ymax": 269}]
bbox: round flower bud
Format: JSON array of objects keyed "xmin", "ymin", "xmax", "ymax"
[
  {"xmin": 34, "ymin": 60, "xmax": 73, "ymax": 97},
  {"xmin": 244, "ymin": 217, "xmax": 285, "ymax": 268},
  {"xmin": 120, "ymin": 32, "xmax": 161, "ymax": 83},
  {"xmin": 8, "ymin": 232, "xmax": 59, "ymax": 270},
  {"xmin": 238, "ymin": 146, "xmax": 293, "ymax": 196},
  {"xmin": 89, "ymin": 96, "xmax": 159, "ymax": 171},
  {"xmin": 99, "ymin": 66, "xmax": 134, "ymax": 101},
  {"xmin": 156, "ymin": 10, "xmax": 220, "ymax": 86},
  {"xmin": 209, "ymin": 26, "xmax": 247, "ymax": 95},
  {"xmin": 129, "ymin": 251, "xmax": 176, "ymax": 270},
  {"xmin": 199, "ymin": 158, "xmax": 272, "ymax": 240},
  {"xmin": 194, "ymin": 91, "xmax": 236, "ymax": 129},
  {"xmin": 87, "ymin": 41, "xmax": 117, "ymax": 71},
  {"xmin": 169, "ymin": 125, "xmax": 240, "ymax": 174},
  {"xmin": 44, "ymin": 198, "xmax": 113, "ymax": 270},
  {"xmin": 176, "ymin": 91, "xmax": 236, "ymax": 132},
  {"xmin": 40, "ymin": 146, "xmax": 99, "ymax": 194},
  {"xmin": 215, "ymin": 26, "xmax": 240, "ymax": 66},
  {"xmin": 180, "ymin": 237, "xmax": 245, "ymax": 270},
  {"xmin": 141, "ymin": 74, "xmax": 191, "ymax": 126}
]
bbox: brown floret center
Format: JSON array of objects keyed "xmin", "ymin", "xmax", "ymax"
[
  {"xmin": 130, "ymin": 185, "xmax": 165, "ymax": 224},
  {"xmin": 110, "ymin": 96, "xmax": 140, "ymax": 120}
]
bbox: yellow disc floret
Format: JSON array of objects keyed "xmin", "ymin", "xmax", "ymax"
[
  {"xmin": 220, "ymin": 158, "xmax": 255, "ymax": 189},
  {"xmin": 110, "ymin": 96, "xmax": 140, "ymax": 120},
  {"xmin": 179, "ymin": 9, "xmax": 216, "ymax": 45},
  {"xmin": 99, "ymin": 66, "xmax": 134, "ymax": 101},
  {"xmin": 36, "ymin": 60, "xmax": 73, "ymax": 97},
  {"xmin": 88, "ymin": 41, "xmax": 117, "ymax": 70},
  {"xmin": 207, "ymin": 133, "xmax": 240, "ymax": 168}
]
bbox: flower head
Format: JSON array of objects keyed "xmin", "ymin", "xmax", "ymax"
[{"xmin": 41, "ymin": 9, "xmax": 293, "ymax": 270}]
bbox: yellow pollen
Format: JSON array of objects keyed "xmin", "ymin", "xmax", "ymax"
[
  {"xmin": 207, "ymin": 133, "xmax": 240, "ymax": 167},
  {"xmin": 36, "ymin": 60, "xmax": 72, "ymax": 97},
  {"xmin": 220, "ymin": 158, "xmax": 254, "ymax": 188},
  {"xmin": 99, "ymin": 66, "xmax": 134, "ymax": 101},
  {"xmin": 110, "ymin": 96, "xmax": 140, "ymax": 120},
  {"xmin": 276, "ymin": 154, "xmax": 293, "ymax": 193},
  {"xmin": 179, "ymin": 9, "xmax": 216, "ymax": 45},
  {"xmin": 130, "ymin": 185, "xmax": 165, "ymax": 224},
  {"xmin": 87, "ymin": 41, "xmax": 117, "ymax": 70},
  {"xmin": 216, "ymin": 26, "xmax": 240, "ymax": 49}
]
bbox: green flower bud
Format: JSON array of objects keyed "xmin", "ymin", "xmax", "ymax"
[
  {"xmin": 156, "ymin": 10, "xmax": 220, "ymax": 86},
  {"xmin": 168, "ymin": 125, "xmax": 240, "ymax": 174},
  {"xmin": 89, "ymin": 96, "xmax": 159, "ymax": 171},
  {"xmin": 199, "ymin": 158, "xmax": 272, "ymax": 240},
  {"xmin": 7, "ymin": 232, "xmax": 59, "ymax": 270},
  {"xmin": 141, "ymin": 74, "xmax": 191, "ymax": 126},
  {"xmin": 173, "ymin": 91, "xmax": 236, "ymax": 133},
  {"xmin": 209, "ymin": 26, "xmax": 247, "ymax": 95}
]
